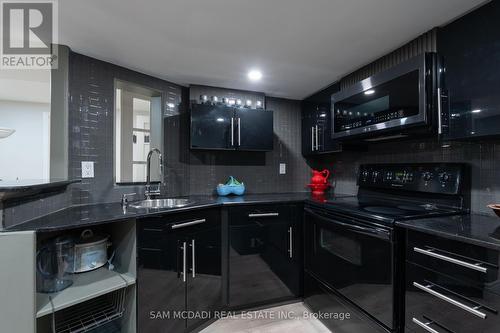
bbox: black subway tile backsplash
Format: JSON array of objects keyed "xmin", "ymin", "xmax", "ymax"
[
  {"xmin": 2, "ymin": 54, "xmax": 309, "ymax": 228},
  {"xmin": 4, "ymin": 50, "xmax": 500, "ymax": 228}
]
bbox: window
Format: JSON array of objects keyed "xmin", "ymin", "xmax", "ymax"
[{"xmin": 114, "ymin": 80, "xmax": 162, "ymax": 183}]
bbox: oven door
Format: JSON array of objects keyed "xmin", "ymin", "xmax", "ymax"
[{"xmin": 304, "ymin": 207, "xmax": 395, "ymax": 330}]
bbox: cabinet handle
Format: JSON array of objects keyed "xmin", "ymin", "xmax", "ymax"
[
  {"xmin": 413, "ymin": 282, "xmax": 487, "ymax": 319},
  {"xmin": 231, "ymin": 117, "xmax": 234, "ymax": 146},
  {"xmin": 288, "ymin": 226, "xmax": 293, "ymax": 259},
  {"xmin": 248, "ymin": 213, "xmax": 279, "ymax": 218},
  {"xmin": 238, "ymin": 118, "xmax": 241, "ymax": 146},
  {"xmin": 414, "ymin": 247, "xmax": 488, "ymax": 273},
  {"xmin": 181, "ymin": 241, "xmax": 187, "ymax": 282},
  {"xmin": 191, "ymin": 239, "xmax": 196, "ymax": 278},
  {"xmin": 311, "ymin": 127, "xmax": 315, "ymax": 151},
  {"xmin": 171, "ymin": 219, "xmax": 206, "ymax": 229},
  {"xmin": 437, "ymin": 88, "xmax": 443, "ymax": 135},
  {"xmin": 412, "ymin": 318, "xmax": 441, "ymax": 333},
  {"xmin": 315, "ymin": 125, "xmax": 319, "ymax": 150}
]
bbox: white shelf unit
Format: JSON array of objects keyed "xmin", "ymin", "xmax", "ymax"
[
  {"xmin": 36, "ymin": 268, "xmax": 135, "ymax": 318},
  {"xmin": 35, "ymin": 219, "xmax": 138, "ymax": 333}
]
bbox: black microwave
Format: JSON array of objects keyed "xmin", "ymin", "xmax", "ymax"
[{"xmin": 331, "ymin": 53, "xmax": 446, "ymax": 142}]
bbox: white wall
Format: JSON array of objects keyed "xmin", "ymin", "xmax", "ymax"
[{"xmin": 0, "ymin": 101, "xmax": 51, "ymax": 180}]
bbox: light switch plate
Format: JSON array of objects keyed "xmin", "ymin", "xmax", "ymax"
[
  {"xmin": 279, "ymin": 163, "xmax": 286, "ymax": 175},
  {"xmin": 81, "ymin": 161, "xmax": 94, "ymax": 178}
]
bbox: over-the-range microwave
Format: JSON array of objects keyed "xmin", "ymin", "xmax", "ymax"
[{"xmin": 331, "ymin": 53, "xmax": 448, "ymax": 142}]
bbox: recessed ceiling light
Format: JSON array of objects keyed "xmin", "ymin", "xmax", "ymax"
[
  {"xmin": 364, "ymin": 89, "xmax": 375, "ymax": 95},
  {"xmin": 248, "ymin": 70, "xmax": 262, "ymax": 82},
  {"xmin": 471, "ymin": 109, "xmax": 482, "ymax": 113}
]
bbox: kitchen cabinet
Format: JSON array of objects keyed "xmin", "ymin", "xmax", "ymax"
[
  {"xmin": 302, "ymin": 84, "xmax": 342, "ymax": 156},
  {"xmin": 404, "ymin": 229, "xmax": 500, "ymax": 332},
  {"xmin": 438, "ymin": 1, "xmax": 500, "ymax": 140},
  {"xmin": 190, "ymin": 104, "xmax": 273, "ymax": 151},
  {"xmin": 228, "ymin": 204, "xmax": 302, "ymax": 308},
  {"xmin": 137, "ymin": 209, "xmax": 222, "ymax": 333}
]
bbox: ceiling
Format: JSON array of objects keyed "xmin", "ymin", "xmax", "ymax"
[{"xmin": 59, "ymin": 0, "xmax": 487, "ymax": 99}]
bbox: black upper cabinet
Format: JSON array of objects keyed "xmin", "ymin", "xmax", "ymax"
[
  {"xmin": 302, "ymin": 84, "xmax": 342, "ymax": 156},
  {"xmin": 190, "ymin": 104, "xmax": 233, "ymax": 150},
  {"xmin": 236, "ymin": 108, "xmax": 274, "ymax": 151},
  {"xmin": 190, "ymin": 104, "xmax": 273, "ymax": 151},
  {"xmin": 439, "ymin": 1, "xmax": 500, "ymax": 140}
]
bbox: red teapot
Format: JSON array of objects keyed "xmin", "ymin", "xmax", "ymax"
[{"xmin": 310, "ymin": 169, "xmax": 330, "ymax": 184}]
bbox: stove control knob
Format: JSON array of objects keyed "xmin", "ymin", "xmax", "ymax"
[
  {"xmin": 361, "ymin": 170, "xmax": 369, "ymax": 181},
  {"xmin": 422, "ymin": 172, "xmax": 433, "ymax": 182},
  {"xmin": 439, "ymin": 172, "xmax": 451, "ymax": 182},
  {"xmin": 372, "ymin": 171, "xmax": 380, "ymax": 182}
]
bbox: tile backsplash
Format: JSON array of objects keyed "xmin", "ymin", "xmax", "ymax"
[
  {"xmin": 306, "ymin": 139, "xmax": 500, "ymax": 215},
  {"xmin": 4, "ymin": 49, "xmax": 500, "ymax": 228},
  {"xmin": 2, "ymin": 52, "xmax": 310, "ymax": 228}
]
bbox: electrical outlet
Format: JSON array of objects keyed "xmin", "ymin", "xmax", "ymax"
[
  {"xmin": 279, "ymin": 163, "xmax": 286, "ymax": 175},
  {"xmin": 81, "ymin": 161, "xmax": 94, "ymax": 178}
]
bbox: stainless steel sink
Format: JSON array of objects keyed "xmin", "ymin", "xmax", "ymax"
[{"xmin": 129, "ymin": 198, "xmax": 193, "ymax": 209}]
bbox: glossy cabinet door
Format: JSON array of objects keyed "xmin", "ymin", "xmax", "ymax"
[
  {"xmin": 191, "ymin": 104, "xmax": 274, "ymax": 151},
  {"xmin": 186, "ymin": 220, "xmax": 222, "ymax": 330},
  {"xmin": 137, "ymin": 210, "xmax": 222, "ymax": 333},
  {"xmin": 228, "ymin": 204, "xmax": 301, "ymax": 308},
  {"xmin": 301, "ymin": 103, "xmax": 316, "ymax": 156},
  {"xmin": 235, "ymin": 108, "xmax": 273, "ymax": 151},
  {"xmin": 191, "ymin": 104, "xmax": 234, "ymax": 150},
  {"xmin": 439, "ymin": 1, "xmax": 500, "ymax": 140},
  {"xmin": 137, "ymin": 222, "xmax": 188, "ymax": 333},
  {"xmin": 301, "ymin": 83, "xmax": 342, "ymax": 156}
]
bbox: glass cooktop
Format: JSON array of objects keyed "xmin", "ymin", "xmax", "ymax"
[{"xmin": 311, "ymin": 195, "xmax": 466, "ymax": 225}]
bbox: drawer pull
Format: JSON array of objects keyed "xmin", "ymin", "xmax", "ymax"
[
  {"xmin": 412, "ymin": 318, "xmax": 440, "ymax": 333},
  {"xmin": 248, "ymin": 213, "xmax": 279, "ymax": 218},
  {"xmin": 413, "ymin": 282, "xmax": 487, "ymax": 319},
  {"xmin": 414, "ymin": 247, "xmax": 488, "ymax": 273},
  {"xmin": 171, "ymin": 219, "xmax": 206, "ymax": 229}
]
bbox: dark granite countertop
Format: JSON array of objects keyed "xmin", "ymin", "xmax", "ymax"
[
  {"xmin": 396, "ymin": 214, "xmax": 500, "ymax": 250},
  {"xmin": 0, "ymin": 179, "xmax": 80, "ymax": 201},
  {"xmin": 4, "ymin": 192, "xmax": 340, "ymax": 232}
]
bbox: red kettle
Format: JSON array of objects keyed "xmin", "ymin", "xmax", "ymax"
[{"xmin": 310, "ymin": 169, "xmax": 330, "ymax": 184}]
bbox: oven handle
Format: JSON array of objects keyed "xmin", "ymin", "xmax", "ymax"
[{"xmin": 304, "ymin": 208, "xmax": 391, "ymax": 240}]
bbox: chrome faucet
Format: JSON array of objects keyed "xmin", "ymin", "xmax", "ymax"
[{"xmin": 145, "ymin": 148, "xmax": 163, "ymax": 199}]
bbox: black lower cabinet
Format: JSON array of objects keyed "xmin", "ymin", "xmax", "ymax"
[
  {"xmin": 405, "ymin": 262, "xmax": 500, "ymax": 333},
  {"xmin": 404, "ymin": 229, "xmax": 500, "ymax": 333},
  {"xmin": 137, "ymin": 210, "xmax": 222, "ymax": 333},
  {"xmin": 228, "ymin": 204, "xmax": 302, "ymax": 308},
  {"xmin": 304, "ymin": 272, "xmax": 388, "ymax": 333}
]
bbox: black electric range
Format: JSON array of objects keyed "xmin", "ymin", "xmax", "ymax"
[
  {"xmin": 308, "ymin": 193, "xmax": 468, "ymax": 227},
  {"xmin": 304, "ymin": 163, "xmax": 470, "ymax": 333}
]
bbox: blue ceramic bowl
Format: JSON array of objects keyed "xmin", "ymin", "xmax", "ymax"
[
  {"xmin": 216, "ymin": 183, "xmax": 245, "ymax": 196},
  {"xmin": 216, "ymin": 185, "xmax": 232, "ymax": 196},
  {"xmin": 231, "ymin": 183, "xmax": 245, "ymax": 196}
]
